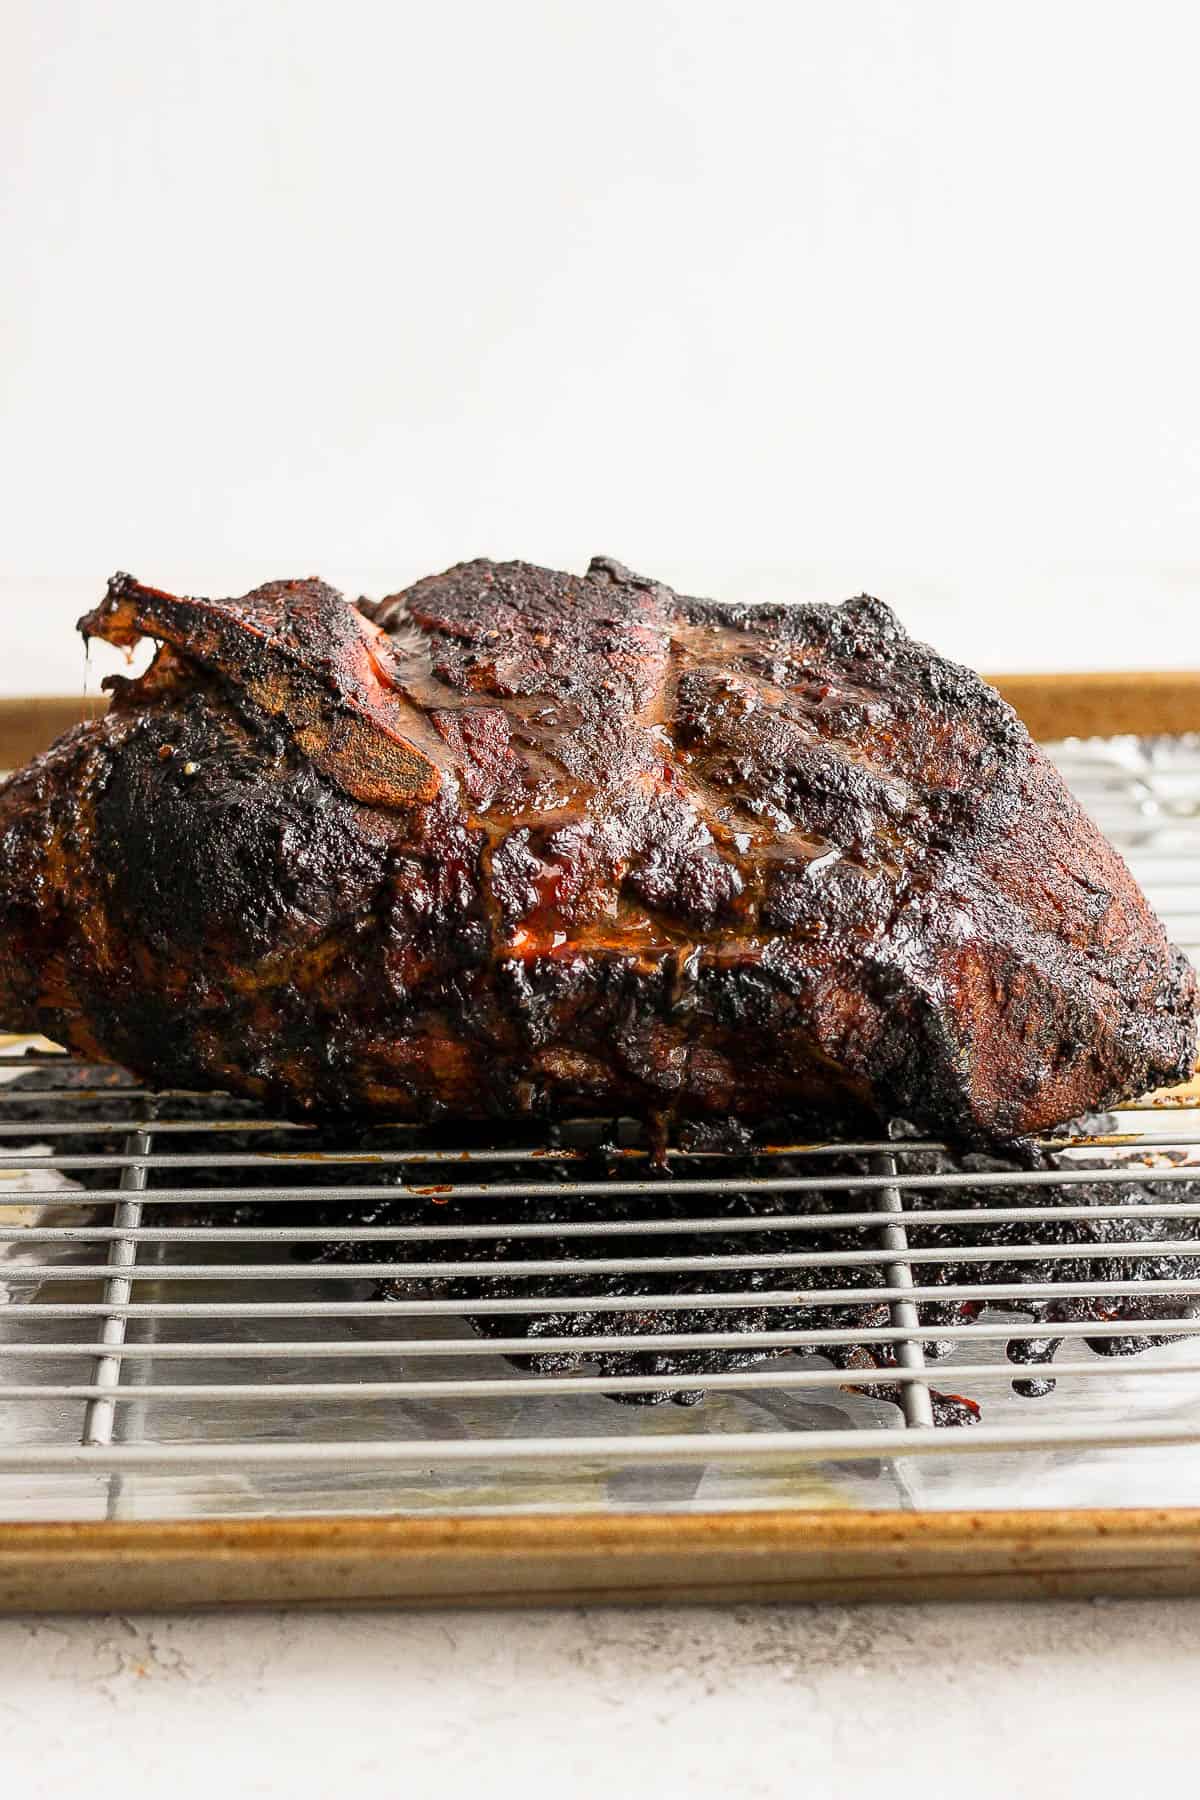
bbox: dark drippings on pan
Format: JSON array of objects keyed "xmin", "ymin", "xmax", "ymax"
[{"xmin": 6, "ymin": 1062, "xmax": 1200, "ymax": 1424}]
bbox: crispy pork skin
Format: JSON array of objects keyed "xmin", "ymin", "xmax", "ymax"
[{"xmin": 0, "ymin": 558, "xmax": 1193, "ymax": 1141}]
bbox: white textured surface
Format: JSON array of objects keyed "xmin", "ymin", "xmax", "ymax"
[{"xmin": 0, "ymin": 1598, "xmax": 1198, "ymax": 1797}]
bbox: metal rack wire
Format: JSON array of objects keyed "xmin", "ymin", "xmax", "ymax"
[{"xmin": 1, "ymin": 735, "xmax": 1198, "ymax": 1515}]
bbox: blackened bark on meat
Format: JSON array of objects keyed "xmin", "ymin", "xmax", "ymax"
[
  {"xmin": 6, "ymin": 1066, "xmax": 1199, "ymax": 1423},
  {"xmin": 0, "ymin": 557, "xmax": 1194, "ymax": 1143},
  {"xmin": 303, "ymin": 1133, "xmax": 1200, "ymax": 1418}
]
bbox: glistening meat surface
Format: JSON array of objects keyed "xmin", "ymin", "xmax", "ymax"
[{"xmin": 0, "ymin": 557, "xmax": 1194, "ymax": 1141}]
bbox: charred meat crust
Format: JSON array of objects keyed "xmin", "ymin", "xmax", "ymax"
[
  {"xmin": 7, "ymin": 1067, "xmax": 1197, "ymax": 1421},
  {"xmin": 0, "ymin": 555, "xmax": 1194, "ymax": 1141}
]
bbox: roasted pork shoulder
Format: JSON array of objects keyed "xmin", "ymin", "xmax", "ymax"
[{"xmin": 0, "ymin": 557, "xmax": 1193, "ymax": 1141}]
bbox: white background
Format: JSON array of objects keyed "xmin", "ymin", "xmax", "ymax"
[
  {"xmin": 3, "ymin": 0, "xmax": 1200, "ymax": 693},
  {"xmin": 4, "ymin": 7, "xmax": 1200, "ymax": 1795}
]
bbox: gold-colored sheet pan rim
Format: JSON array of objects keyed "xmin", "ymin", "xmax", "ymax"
[
  {"xmin": 2, "ymin": 676, "xmax": 1199, "ymax": 1608},
  {"xmin": 2, "ymin": 1509, "xmax": 1200, "ymax": 1611}
]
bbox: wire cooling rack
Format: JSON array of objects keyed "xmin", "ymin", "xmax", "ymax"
[{"xmin": 1, "ymin": 735, "xmax": 1198, "ymax": 1523}]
